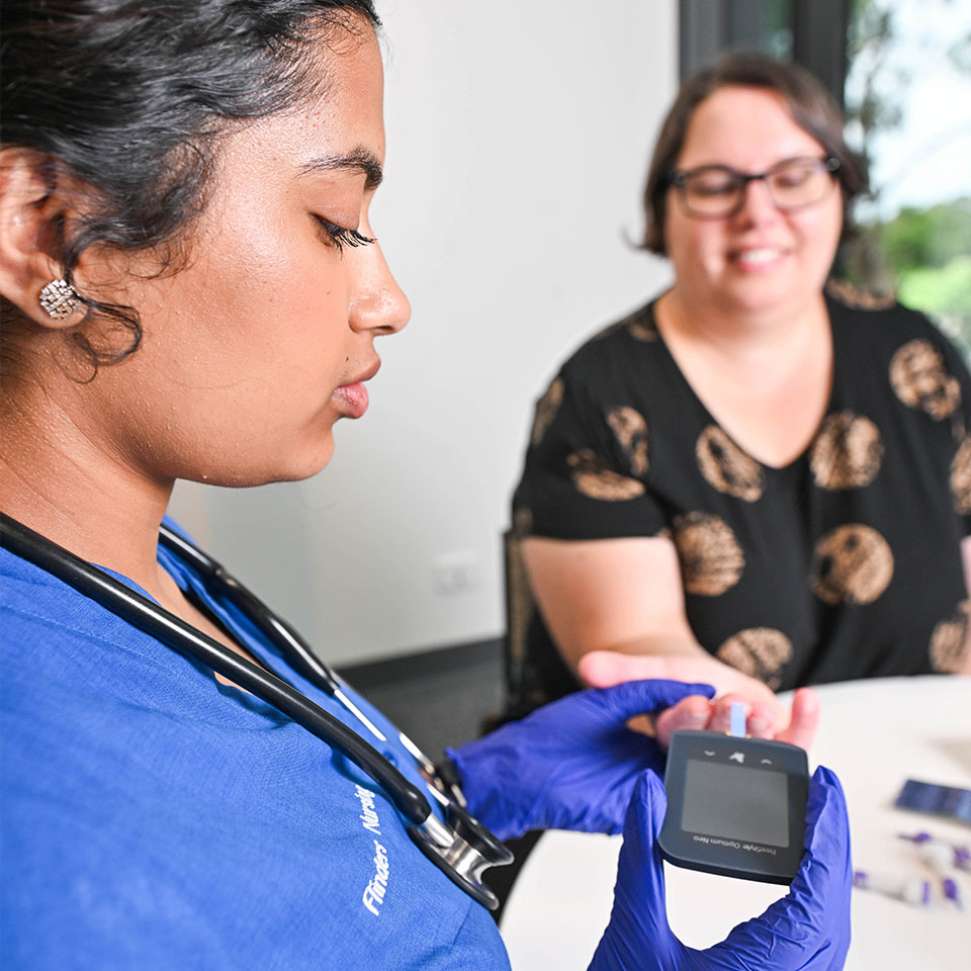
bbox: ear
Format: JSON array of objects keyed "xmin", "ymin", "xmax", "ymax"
[{"xmin": 0, "ymin": 148, "xmax": 85, "ymax": 329}]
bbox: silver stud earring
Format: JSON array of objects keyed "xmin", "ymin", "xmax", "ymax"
[{"xmin": 39, "ymin": 278, "xmax": 82, "ymax": 320}]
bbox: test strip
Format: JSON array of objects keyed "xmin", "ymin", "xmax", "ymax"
[
  {"xmin": 898, "ymin": 831, "xmax": 971, "ymax": 871},
  {"xmin": 853, "ymin": 869, "xmax": 932, "ymax": 906},
  {"xmin": 729, "ymin": 702, "xmax": 746, "ymax": 738}
]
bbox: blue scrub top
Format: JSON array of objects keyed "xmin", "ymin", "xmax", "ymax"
[{"xmin": 0, "ymin": 522, "xmax": 511, "ymax": 970}]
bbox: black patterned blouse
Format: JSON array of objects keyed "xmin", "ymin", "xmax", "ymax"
[{"xmin": 509, "ymin": 288, "xmax": 971, "ymax": 712}]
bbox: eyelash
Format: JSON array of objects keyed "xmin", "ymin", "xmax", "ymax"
[{"xmin": 313, "ymin": 216, "xmax": 375, "ymax": 253}]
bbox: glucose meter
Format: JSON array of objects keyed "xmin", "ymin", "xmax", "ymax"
[{"xmin": 659, "ymin": 730, "xmax": 809, "ymax": 885}]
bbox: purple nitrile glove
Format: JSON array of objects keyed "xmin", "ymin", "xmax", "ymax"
[
  {"xmin": 589, "ymin": 766, "xmax": 852, "ymax": 971},
  {"xmin": 446, "ymin": 679, "xmax": 714, "ymax": 841}
]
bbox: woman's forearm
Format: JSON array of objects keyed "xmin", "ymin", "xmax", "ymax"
[{"xmin": 562, "ymin": 630, "xmax": 708, "ymax": 677}]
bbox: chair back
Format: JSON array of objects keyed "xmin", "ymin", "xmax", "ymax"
[{"xmin": 502, "ymin": 528, "xmax": 536, "ymax": 703}]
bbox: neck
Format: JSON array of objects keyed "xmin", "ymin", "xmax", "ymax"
[
  {"xmin": 0, "ymin": 383, "xmax": 173, "ymax": 595},
  {"xmin": 660, "ymin": 286, "xmax": 829, "ymax": 369}
]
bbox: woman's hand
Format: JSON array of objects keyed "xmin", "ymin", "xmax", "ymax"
[
  {"xmin": 446, "ymin": 679, "xmax": 715, "ymax": 841},
  {"xmin": 588, "ymin": 766, "xmax": 852, "ymax": 971},
  {"xmin": 521, "ymin": 537, "xmax": 820, "ymax": 750},
  {"xmin": 579, "ymin": 650, "xmax": 820, "ymax": 750}
]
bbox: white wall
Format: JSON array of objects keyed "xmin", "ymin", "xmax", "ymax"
[{"xmin": 169, "ymin": 0, "xmax": 678, "ymax": 666}]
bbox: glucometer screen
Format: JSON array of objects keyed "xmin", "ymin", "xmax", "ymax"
[
  {"xmin": 660, "ymin": 733, "xmax": 809, "ymax": 884},
  {"xmin": 681, "ymin": 760, "xmax": 789, "ymax": 848}
]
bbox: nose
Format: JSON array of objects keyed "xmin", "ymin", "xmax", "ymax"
[
  {"xmin": 348, "ymin": 241, "xmax": 411, "ymax": 337},
  {"xmin": 733, "ymin": 177, "xmax": 780, "ymax": 228}
]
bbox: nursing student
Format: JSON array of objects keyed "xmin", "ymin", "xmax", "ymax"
[{"xmin": 1, "ymin": 3, "xmax": 850, "ymax": 968}]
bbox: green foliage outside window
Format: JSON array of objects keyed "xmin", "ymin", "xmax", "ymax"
[
  {"xmin": 838, "ymin": 0, "xmax": 971, "ymax": 348},
  {"xmin": 856, "ymin": 199, "xmax": 971, "ymax": 345}
]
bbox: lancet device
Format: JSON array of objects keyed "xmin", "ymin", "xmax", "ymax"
[{"xmin": 659, "ymin": 730, "xmax": 810, "ymax": 885}]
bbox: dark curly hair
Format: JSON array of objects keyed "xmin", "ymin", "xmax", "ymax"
[
  {"xmin": 641, "ymin": 52, "xmax": 867, "ymax": 256},
  {"xmin": 0, "ymin": 0, "xmax": 380, "ymax": 371}
]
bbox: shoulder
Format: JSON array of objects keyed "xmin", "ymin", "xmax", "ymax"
[
  {"xmin": 0, "ymin": 542, "xmax": 206, "ymax": 738},
  {"xmin": 0, "ymin": 545, "xmax": 91, "ymax": 648},
  {"xmin": 826, "ymin": 279, "xmax": 923, "ymax": 335},
  {"xmin": 826, "ymin": 280, "xmax": 943, "ymax": 342},
  {"xmin": 524, "ymin": 299, "xmax": 662, "ymax": 434},
  {"xmin": 826, "ymin": 281, "xmax": 966, "ymax": 364},
  {"xmin": 568, "ymin": 298, "xmax": 661, "ymax": 364},
  {"xmin": 548, "ymin": 298, "xmax": 664, "ymax": 404},
  {"xmin": 824, "ymin": 278, "xmax": 898, "ymax": 313},
  {"xmin": 1, "ymin": 545, "xmax": 136, "ymax": 660},
  {"xmin": 826, "ymin": 283, "xmax": 971, "ymax": 435},
  {"xmin": 0, "ymin": 515, "xmax": 192, "ymax": 640},
  {"xmin": 523, "ymin": 300, "xmax": 664, "ymax": 447}
]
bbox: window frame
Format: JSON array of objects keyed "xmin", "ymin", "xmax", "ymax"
[{"xmin": 679, "ymin": 0, "xmax": 852, "ymax": 109}]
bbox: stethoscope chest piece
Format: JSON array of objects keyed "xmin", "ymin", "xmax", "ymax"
[{"xmin": 409, "ymin": 803, "xmax": 514, "ymax": 911}]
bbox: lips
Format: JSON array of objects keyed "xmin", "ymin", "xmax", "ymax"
[
  {"xmin": 729, "ymin": 245, "xmax": 789, "ymax": 271},
  {"xmin": 344, "ymin": 359, "xmax": 381, "ymax": 386},
  {"xmin": 332, "ymin": 382, "xmax": 369, "ymax": 418},
  {"xmin": 332, "ymin": 359, "xmax": 380, "ymax": 419}
]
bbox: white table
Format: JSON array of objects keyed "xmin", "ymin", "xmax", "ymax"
[{"xmin": 502, "ymin": 676, "xmax": 971, "ymax": 970}]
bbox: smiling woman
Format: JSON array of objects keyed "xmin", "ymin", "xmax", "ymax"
[{"xmin": 508, "ymin": 52, "xmax": 971, "ymax": 739}]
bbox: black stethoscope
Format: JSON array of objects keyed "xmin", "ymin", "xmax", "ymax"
[{"xmin": 0, "ymin": 513, "xmax": 512, "ymax": 910}]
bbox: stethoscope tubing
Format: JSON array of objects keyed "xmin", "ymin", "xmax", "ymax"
[
  {"xmin": 157, "ymin": 526, "xmax": 389, "ymax": 743},
  {"xmin": 0, "ymin": 513, "xmax": 432, "ymax": 828}
]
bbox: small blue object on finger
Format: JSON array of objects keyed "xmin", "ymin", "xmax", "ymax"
[{"xmin": 729, "ymin": 702, "xmax": 747, "ymax": 738}]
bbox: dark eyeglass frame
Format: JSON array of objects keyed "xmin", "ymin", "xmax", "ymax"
[{"xmin": 666, "ymin": 155, "xmax": 841, "ymax": 219}]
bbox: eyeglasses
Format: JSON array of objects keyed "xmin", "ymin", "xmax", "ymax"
[{"xmin": 667, "ymin": 156, "xmax": 841, "ymax": 218}]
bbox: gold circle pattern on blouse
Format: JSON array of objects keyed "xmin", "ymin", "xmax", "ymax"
[
  {"xmin": 950, "ymin": 436, "xmax": 971, "ymax": 515},
  {"xmin": 890, "ymin": 339, "xmax": 961, "ymax": 420},
  {"xmin": 567, "ymin": 449, "xmax": 646, "ymax": 501},
  {"xmin": 716, "ymin": 627, "xmax": 793, "ymax": 689},
  {"xmin": 531, "ymin": 377, "xmax": 564, "ymax": 446},
  {"xmin": 627, "ymin": 313, "xmax": 659, "ymax": 342},
  {"xmin": 810, "ymin": 412, "xmax": 884, "ymax": 490},
  {"xmin": 930, "ymin": 600, "xmax": 971, "ymax": 673},
  {"xmin": 512, "ymin": 505, "xmax": 533, "ymax": 537},
  {"xmin": 811, "ymin": 524, "xmax": 894, "ymax": 605},
  {"xmin": 824, "ymin": 279, "xmax": 896, "ymax": 310},
  {"xmin": 672, "ymin": 511, "xmax": 745, "ymax": 596},
  {"xmin": 695, "ymin": 425, "xmax": 764, "ymax": 501},
  {"xmin": 606, "ymin": 406, "xmax": 649, "ymax": 477}
]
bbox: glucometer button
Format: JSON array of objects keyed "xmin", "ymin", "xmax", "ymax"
[
  {"xmin": 729, "ymin": 752, "xmax": 745, "ymax": 764},
  {"xmin": 761, "ymin": 759, "xmax": 773, "ymax": 766},
  {"xmin": 704, "ymin": 750, "xmax": 716, "ymax": 757}
]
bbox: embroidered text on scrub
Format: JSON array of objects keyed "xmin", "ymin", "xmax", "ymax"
[
  {"xmin": 363, "ymin": 840, "xmax": 391, "ymax": 916},
  {"xmin": 355, "ymin": 784, "xmax": 391, "ymax": 916},
  {"xmin": 356, "ymin": 784, "xmax": 382, "ymax": 836}
]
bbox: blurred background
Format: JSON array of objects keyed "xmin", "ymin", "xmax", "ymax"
[{"xmin": 169, "ymin": 0, "xmax": 971, "ymax": 751}]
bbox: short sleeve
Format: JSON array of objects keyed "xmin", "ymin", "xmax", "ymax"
[
  {"xmin": 932, "ymin": 326, "xmax": 971, "ymax": 536},
  {"xmin": 511, "ymin": 358, "xmax": 668, "ymax": 542}
]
